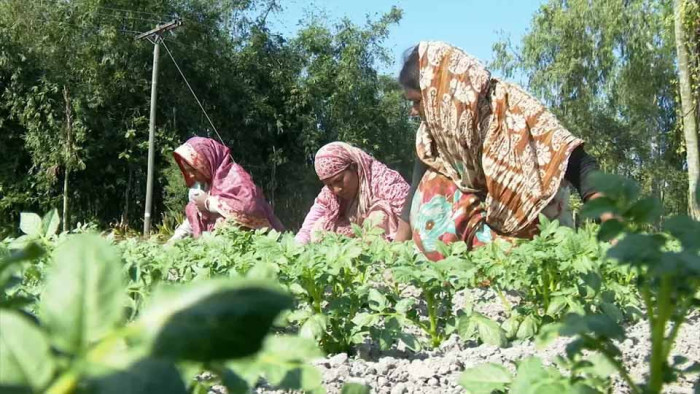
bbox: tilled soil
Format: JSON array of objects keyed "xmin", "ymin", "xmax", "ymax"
[{"xmin": 214, "ymin": 288, "xmax": 700, "ymax": 394}]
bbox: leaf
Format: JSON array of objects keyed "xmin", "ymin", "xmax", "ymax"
[
  {"xmin": 221, "ymin": 368, "xmax": 249, "ymax": 394},
  {"xmin": 459, "ymin": 363, "xmax": 511, "ymax": 394},
  {"xmin": 473, "ymin": 313, "xmax": 508, "ymax": 347},
  {"xmin": 138, "ymin": 279, "xmax": 293, "ymax": 361},
  {"xmin": 559, "ymin": 314, "xmax": 625, "ymax": 340},
  {"xmin": 300, "ymin": 313, "xmax": 327, "ymax": 341},
  {"xmin": 352, "ymin": 312, "xmax": 380, "ymax": 328},
  {"xmin": 261, "ymin": 335, "xmax": 324, "ymax": 361},
  {"xmin": 607, "ymin": 234, "xmax": 664, "ymax": 266},
  {"xmin": 395, "ymin": 298, "xmax": 415, "ymax": 314},
  {"xmin": 268, "ymin": 364, "xmax": 323, "ymax": 392},
  {"xmin": 40, "ymin": 234, "xmax": 124, "ymax": 354},
  {"xmin": 367, "ymin": 288, "xmax": 388, "ymax": 312},
  {"xmin": 0, "ymin": 310, "xmax": 55, "ymax": 392},
  {"xmin": 42, "ymin": 209, "xmax": 61, "ymax": 238},
  {"xmin": 85, "ymin": 358, "xmax": 187, "ymax": 394},
  {"xmin": 600, "ymin": 302, "xmax": 623, "ymax": 323},
  {"xmin": 515, "ymin": 315, "xmax": 538, "ymax": 340},
  {"xmin": 663, "ymin": 216, "xmax": 700, "ymax": 252},
  {"xmin": 229, "ymin": 335, "xmax": 324, "ymax": 393},
  {"xmin": 19, "ymin": 213, "xmax": 42, "ymax": 237},
  {"xmin": 581, "ymin": 197, "xmax": 619, "ymax": 219},
  {"xmin": 501, "ymin": 316, "xmax": 521, "ymax": 339},
  {"xmin": 0, "ymin": 243, "xmax": 44, "ymax": 275},
  {"xmin": 341, "ymin": 382, "xmax": 371, "ymax": 394},
  {"xmin": 535, "ymin": 323, "xmax": 562, "ymax": 348},
  {"xmin": 457, "ymin": 314, "xmax": 476, "ymax": 340},
  {"xmin": 589, "ymin": 172, "xmax": 639, "ymax": 204},
  {"xmin": 596, "ymin": 219, "xmax": 624, "ymax": 242},
  {"xmin": 581, "ymin": 352, "xmax": 617, "ymax": 379},
  {"xmin": 546, "ymin": 296, "xmax": 568, "ymax": 317},
  {"xmin": 623, "ymin": 197, "xmax": 661, "ymax": 225},
  {"xmin": 397, "ymin": 332, "xmax": 421, "ymax": 352},
  {"xmin": 511, "ymin": 357, "xmax": 562, "ymax": 394}
]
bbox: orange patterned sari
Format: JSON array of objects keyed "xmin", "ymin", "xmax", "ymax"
[{"xmin": 411, "ymin": 42, "xmax": 581, "ymax": 259}]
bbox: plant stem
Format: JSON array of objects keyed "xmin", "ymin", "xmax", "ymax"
[
  {"xmin": 662, "ymin": 302, "xmax": 689, "ymax": 361},
  {"xmin": 649, "ymin": 275, "xmax": 673, "ymax": 393},
  {"xmin": 425, "ymin": 289, "xmax": 440, "ymax": 347},
  {"xmin": 594, "ymin": 340, "xmax": 640, "ymax": 394},
  {"xmin": 45, "ymin": 370, "xmax": 78, "ymax": 394},
  {"xmin": 495, "ymin": 285, "xmax": 513, "ymax": 315}
]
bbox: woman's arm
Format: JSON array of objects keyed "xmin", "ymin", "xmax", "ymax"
[
  {"xmin": 167, "ymin": 220, "xmax": 193, "ymax": 243},
  {"xmin": 565, "ymin": 147, "xmax": 619, "ymax": 223},
  {"xmin": 395, "ymin": 157, "xmax": 428, "ymax": 242},
  {"xmin": 295, "ymin": 200, "xmax": 328, "ymax": 245},
  {"xmin": 565, "ymin": 145, "xmax": 599, "ymax": 202}
]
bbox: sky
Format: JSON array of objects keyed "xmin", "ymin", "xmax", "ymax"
[{"xmin": 268, "ymin": 0, "xmax": 546, "ymax": 80}]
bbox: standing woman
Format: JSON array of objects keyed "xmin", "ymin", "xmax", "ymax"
[
  {"xmin": 168, "ymin": 137, "xmax": 284, "ymax": 241},
  {"xmin": 295, "ymin": 142, "xmax": 410, "ymax": 244},
  {"xmin": 395, "ymin": 42, "xmax": 602, "ymax": 261}
]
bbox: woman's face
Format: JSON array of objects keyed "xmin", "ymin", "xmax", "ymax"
[
  {"xmin": 181, "ymin": 160, "xmax": 208, "ymax": 185},
  {"xmin": 404, "ymin": 88, "xmax": 425, "ymax": 121},
  {"xmin": 323, "ymin": 165, "xmax": 359, "ymax": 202}
]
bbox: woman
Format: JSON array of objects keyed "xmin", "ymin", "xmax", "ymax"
[
  {"xmin": 295, "ymin": 142, "xmax": 410, "ymax": 244},
  {"xmin": 395, "ymin": 42, "xmax": 602, "ymax": 261},
  {"xmin": 168, "ymin": 137, "xmax": 284, "ymax": 241}
]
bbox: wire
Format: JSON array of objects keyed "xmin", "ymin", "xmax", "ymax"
[{"xmin": 160, "ymin": 39, "xmax": 225, "ymax": 146}]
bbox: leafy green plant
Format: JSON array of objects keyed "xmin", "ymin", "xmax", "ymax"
[
  {"xmin": 0, "ymin": 233, "xmax": 299, "ymax": 394},
  {"xmin": 461, "ymin": 173, "xmax": 700, "ymax": 394},
  {"xmin": 391, "ymin": 242, "xmax": 489, "ymax": 347},
  {"xmin": 467, "ymin": 215, "xmax": 640, "ymax": 341}
]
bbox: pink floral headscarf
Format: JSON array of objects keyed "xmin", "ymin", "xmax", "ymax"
[
  {"xmin": 296, "ymin": 142, "xmax": 409, "ymax": 243},
  {"xmin": 174, "ymin": 137, "xmax": 284, "ymax": 236}
]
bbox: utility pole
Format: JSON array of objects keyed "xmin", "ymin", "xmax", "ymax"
[{"xmin": 136, "ymin": 19, "xmax": 182, "ymax": 236}]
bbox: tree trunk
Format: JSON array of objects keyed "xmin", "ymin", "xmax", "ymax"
[
  {"xmin": 62, "ymin": 86, "xmax": 73, "ymax": 232},
  {"xmin": 674, "ymin": 0, "xmax": 700, "ymax": 219},
  {"xmin": 121, "ymin": 165, "xmax": 133, "ymax": 228}
]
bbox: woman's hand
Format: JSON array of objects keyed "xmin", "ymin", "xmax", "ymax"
[
  {"xmin": 586, "ymin": 192, "xmax": 620, "ymax": 245},
  {"xmin": 394, "ymin": 218, "xmax": 412, "ymax": 242},
  {"xmin": 191, "ymin": 192, "xmax": 209, "ymax": 213}
]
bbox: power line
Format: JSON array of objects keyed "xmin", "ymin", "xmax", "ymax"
[{"xmin": 160, "ymin": 40, "xmax": 225, "ymax": 146}]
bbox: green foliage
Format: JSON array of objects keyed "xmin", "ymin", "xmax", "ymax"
[
  {"xmin": 0, "ymin": 0, "xmax": 414, "ymax": 235},
  {"xmin": 493, "ymin": 0, "xmax": 688, "ymax": 215},
  {"xmin": 462, "ymin": 173, "xmax": 700, "ymax": 394},
  {"xmin": 0, "ymin": 231, "xmax": 299, "ymax": 394}
]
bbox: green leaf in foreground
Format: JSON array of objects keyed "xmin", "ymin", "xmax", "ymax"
[
  {"xmin": 40, "ymin": 234, "xmax": 125, "ymax": 354},
  {"xmin": 41, "ymin": 209, "xmax": 61, "ymax": 238},
  {"xmin": 85, "ymin": 358, "xmax": 187, "ymax": 394},
  {"xmin": 473, "ymin": 313, "xmax": 508, "ymax": 347},
  {"xmin": 342, "ymin": 382, "xmax": 371, "ymax": 394},
  {"xmin": 227, "ymin": 335, "xmax": 324, "ymax": 393},
  {"xmin": 19, "ymin": 213, "xmax": 41, "ymax": 237},
  {"xmin": 0, "ymin": 310, "xmax": 55, "ymax": 392},
  {"xmin": 459, "ymin": 363, "xmax": 511, "ymax": 394},
  {"xmin": 138, "ymin": 279, "xmax": 293, "ymax": 361},
  {"xmin": 510, "ymin": 357, "xmax": 564, "ymax": 394}
]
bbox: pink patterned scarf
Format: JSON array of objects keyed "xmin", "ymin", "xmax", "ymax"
[
  {"xmin": 310, "ymin": 142, "xmax": 409, "ymax": 239},
  {"xmin": 173, "ymin": 137, "xmax": 284, "ymax": 236}
]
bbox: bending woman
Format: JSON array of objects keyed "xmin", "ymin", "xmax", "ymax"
[
  {"xmin": 295, "ymin": 142, "xmax": 410, "ymax": 244},
  {"xmin": 169, "ymin": 137, "xmax": 284, "ymax": 241},
  {"xmin": 395, "ymin": 42, "xmax": 602, "ymax": 261}
]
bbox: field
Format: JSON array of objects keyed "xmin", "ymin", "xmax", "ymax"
[{"xmin": 1, "ymin": 176, "xmax": 699, "ymax": 394}]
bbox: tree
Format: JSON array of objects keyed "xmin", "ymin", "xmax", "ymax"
[
  {"xmin": 675, "ymin": 0, "xmax": 700, "ymax": 218},
  {"xmin": 493, "ymin": 0, "xmax": 688, "ymax": 215},
  {"xmin": 0, "ymin": 0, "xmax": 415, "ymax": 234}
]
